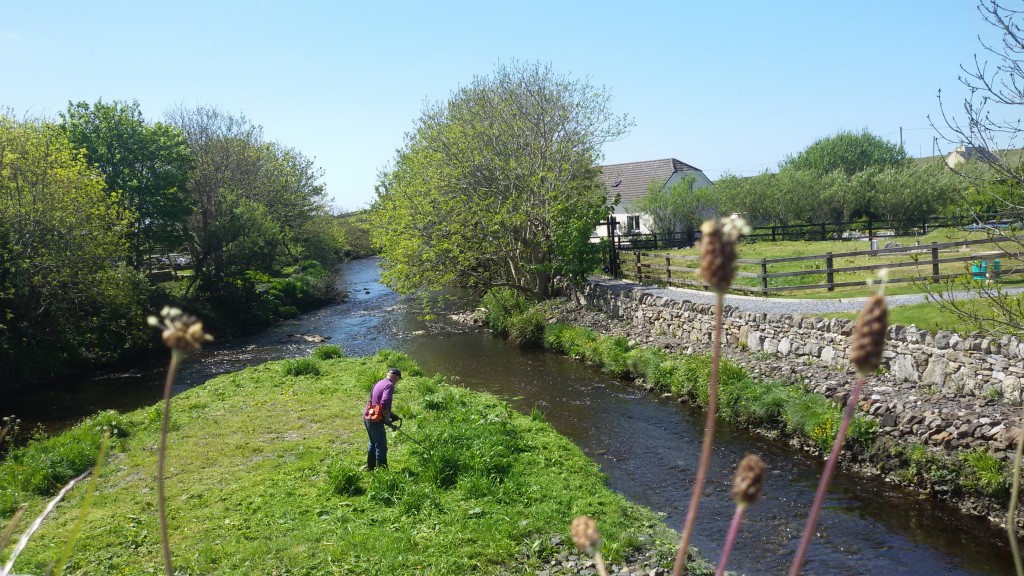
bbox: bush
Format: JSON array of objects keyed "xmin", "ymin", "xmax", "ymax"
[
  {"xmin": 960, "ymin": 449, "xmax": 1009, "ymax": 497},
  {"xmin": 624, "ymin": 347, "xmax": 669, "ymax": 383},
  {"xmin": 507, "ymin": 308, "xmax": 545, "ymax": 347},
  {"xmin": 596, "ymin": 335, "xmax": 631, "ymax": 376},
  {"xmin": 482, "ymin": 287, "xmax": 532, "ymax": 336},
  {"xmin": 311, "ymin": 345, "xmax": 344, "ymax": 361},
  {"xmin": 326, "ymin": 460, "xmax": 364, "ymax": 496},
  {"xmin": 0, "ymin": 421, "xmax": 105, "ymax": 503},
  {"xmin": 280, "ymin": 358, "xmax": 321, "ymax": 377}
]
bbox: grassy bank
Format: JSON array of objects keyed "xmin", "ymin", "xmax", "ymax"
[{"xmin": 1, "ymin": 349, "xmax": 708, "ymax": 575}]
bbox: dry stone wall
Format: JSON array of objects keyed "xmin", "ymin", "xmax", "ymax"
[{"xmin": 569, "ymin": 281, "xmax": 1024, "ymax": 405}]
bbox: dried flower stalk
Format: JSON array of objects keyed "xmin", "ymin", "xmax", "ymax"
[
  {"xmin": 717, "ymin": 454, "xmax": 766, "ymax": 576},
  {"xmin": 1009, "ymin": 430, "xmax": 1024, "ymax": 576},
  {"xmin": 789, "ymin": 291, "xmax": 886, "ymax": 576},
  {"xmin": 147, "ymin": 307, "xmax": 212, "ymax": 576},
  {"xmin": 673, "ymin": 216, "xmax": 749, "ymax": 576},
  {"xmin": 570, "ymin": 516, "xmax": 608, "ymax": 576}
]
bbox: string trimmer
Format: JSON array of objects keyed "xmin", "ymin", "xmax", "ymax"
[{"xmin": 387, "ymin": 414, "xmax": 428, "ymax": 452}]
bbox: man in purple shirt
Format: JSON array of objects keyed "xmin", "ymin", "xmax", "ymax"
[{"xmin": 364, "ymin": 367, "xmax": 401, "ymax": 470}]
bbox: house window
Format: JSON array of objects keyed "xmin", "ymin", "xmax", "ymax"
[{"xmin": 626, "ymin": 215, "xmax": 641, "ymax": 233}]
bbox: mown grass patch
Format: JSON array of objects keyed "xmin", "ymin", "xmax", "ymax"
[{"xmin": 2, "ymin": 351, "xmax": 694, "ymax": 575}]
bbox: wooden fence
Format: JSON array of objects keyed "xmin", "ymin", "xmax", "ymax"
[
  {"xmin": 610, "ymin": 213, "xmax": 1016, "ymax": 251},
  {"xmin": 619, "ymin": 236, "xmax": 1024, "ymax": 294}
]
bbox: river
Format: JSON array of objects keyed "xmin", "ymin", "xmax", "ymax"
[{"xmin": 5, "ymin": 258, "xmax": 1016, "ymax": 575}]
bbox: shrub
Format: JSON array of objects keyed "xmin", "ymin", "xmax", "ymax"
[
  {"xmin": 507, "ymin": 308, "xmax": 545, "ymax": 348},
  {"xmin": 280, "ymin": 358, "xmax": 321, "ymax": 377},
  {"xmin": 482, "ymin": 287, "xmax": 531, "ymax": 336},
  {"xmin": 543, "ymin": 322, "xmax": 570, "ymax": 352},
  {"xmin": 783, "ymin": 394, "xmax": 836, "ymax": 447},
  {"xmin": 624, "ymin": 347, "xmax": 669, "ymax": 382},
  {"xmin": 596, "ymin": 335, "xmax": 631, "ymax": 376},
  {"xmin": 847, "ymin": 416, "xmax": 879, "ymax": 453},
  {"xmin": 530, "ymin": 405, "xmax": 546, "ymax": 422},
  {"xmin": 311, "ymin": 344, "xmax": 344, "ymax": 361},
  {"xmin": 326, "ymin": 460, "xmax": 364, "ymax": 496},
  {"xmin": 742, "ymin": 381, "xmax": 800, "ymax": 424},
  {"xmin": 960, "ymin": 449, "xmax": 1009, "ymax": 497},
  {"xmin": 555, "ymin": 325, "xmax": 598, "ymax": 359},
  {"xmin": 0, "ymin": 422, "xmax": 105, "ymax": 500},
  {"xmin": 85, "ymin": 410, "xmax": 131, "ymax": 439}
]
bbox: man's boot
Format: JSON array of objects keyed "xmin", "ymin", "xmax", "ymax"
[
  {"xmin": 377, "ymin": 458, "xmax": 387, "ymax": 470},
  {"xmin": 364, "ymin": 451, "xmax": 376, "ymax": 471}
]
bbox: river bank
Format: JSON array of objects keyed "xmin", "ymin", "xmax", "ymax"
[
  {"xmin": 1, "ymin": 350, "xmax": 713, "ymax": 575},
  {"xmin": 519, "ymin": 285, "xmax": 1024, "ymax": 534}
]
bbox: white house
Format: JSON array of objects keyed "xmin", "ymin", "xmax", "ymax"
[{"xmin": 594, "ymin": 158, "xmax": 714, "ymax": 237}]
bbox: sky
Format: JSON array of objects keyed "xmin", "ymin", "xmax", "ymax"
[{"xmin": 0, "ymin": 1, "xmax": 1008, "ymax": 212}]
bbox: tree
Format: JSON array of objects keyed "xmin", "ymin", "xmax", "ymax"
[
  {"xmin": 60, "ymin": 100, "xmax": 192, "ymax": 269},
  {"xmin": 781, "ymin": 130, "xmax": 909, "ymax": 176},
  {"xmin": 372, "ymin": 61, "xmax": 632, "ymax": 300},
  {"xmin": 633, "ymin": 176, "xmax": 718, "ymax": 237},
  {"xmin": 930, "ymin": 0, "xmax": 1024, "ymax": 337},
  {"xmin": 0, "ymin": 114, "xmax": 149, "ymax": 383}
]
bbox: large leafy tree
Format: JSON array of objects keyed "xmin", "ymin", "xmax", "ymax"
[
  {"xmin": 781, "ymin": 130, "xmax": 910, "ymax": 176},
  {"xmin": 166, "ymin": 106, "xmax": 335, "ymax": 296},
  {"xmin": 373, "ymin": 62, "xmax": 632, "ymax": 300},
  {"xmin": 633, "ymin": 176, "xmax": 717, "ymax": 236},
  {"xmin": 60, "ymin": 100, "xmax": 192, "ymax": 269},
  {"xmin": 0, "ymin": 114, "xmax": 148, "ymax": 382}
]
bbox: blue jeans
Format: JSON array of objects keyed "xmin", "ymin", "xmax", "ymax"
[{"xmin": 364, "ymin": 418, "xmax": 387, "ymax": 469}]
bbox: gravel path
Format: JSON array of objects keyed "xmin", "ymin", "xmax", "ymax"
[{"xmin": 589, "ymin": 276, "xmax": 1024, "ymax": 315}]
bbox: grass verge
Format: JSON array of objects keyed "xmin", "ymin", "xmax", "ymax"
[{"xmin": 1, "ymin": 349, "xmax": 708, "ymax": 575}]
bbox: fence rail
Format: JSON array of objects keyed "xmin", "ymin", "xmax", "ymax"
[
  {"xmin": 618, "ymin": 236, "xmax": 1024, "ymax": 294},
  {"xmin": 608, "ymin": 212, "xmax": 1017, "ymax": 251}
]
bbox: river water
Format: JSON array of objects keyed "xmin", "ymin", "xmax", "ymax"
[{"xmin": 5, "ymin": 258, "xmax": 1016, "ymax": 575}]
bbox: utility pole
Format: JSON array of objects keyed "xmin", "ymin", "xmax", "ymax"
[{"xmin": 900, "ymin": 127, "xmax": 904, "ymax": 150}]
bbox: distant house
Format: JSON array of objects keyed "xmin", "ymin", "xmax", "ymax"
[
  {"xmin": 945, "ymin": 145, "xmax": 1000, "ymax": 169},
  {"xmin": 595, "ymin": 158, "xmax": 713, "ymax": 237}
]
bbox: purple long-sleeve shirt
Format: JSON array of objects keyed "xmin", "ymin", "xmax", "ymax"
[{"xmin": 369, "ymin": 378, "xmax": 394, "ymax": 418}]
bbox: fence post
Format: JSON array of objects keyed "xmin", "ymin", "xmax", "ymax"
[
  {"xmin": 820, "ymin": 223, "xmax": 827, "ymax": 241},
  {"xmin": 772, "ymin": 226, "xmax": 777, "ymax": 242},
  {"xmin": 606, "ymin": 217, "xmax": 618, "ymax": 277},
  {"xmin": 922, "ymin": 217, "xmax": 928, "ymax": 235},
  {"xmin": 636, "ymin": 251, "xmax": 642, "ymax": 283},
  {"xmin": 665, "ymin": 255, "xmax": 671, "ymax": 283},
  {"xmin": 826, "ymin": 252, "xmax": 834, "ymax": 292},
  {"xmin": 931, "ymin": 242, "xmax": 940, "ymax": 283},
  {"xmin": 868, "ymin": 219, "xmax": 873, "ymax": 241},
  {"xmin": 761, "ymin": 258, "xmax": 768, "ymax": 294}
]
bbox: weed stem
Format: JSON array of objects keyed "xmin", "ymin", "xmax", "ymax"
[
  {"xmin": 673, "ymin": 293, "xmax": 723, "ymax": 576},
  {"xmin": 788, "ymin": 376, "xmax": 866, "ymax": 576},
  {"xmin": 1009, "ymin": 431, "xmax": 1024, "ymax": 576},
  {"xmin": 717, "ymin": 503, "xmax": 747, "ymax": 576},
  {"xmin": 157, "ymin": 349, "xmax": 183, "ymax": 576}
]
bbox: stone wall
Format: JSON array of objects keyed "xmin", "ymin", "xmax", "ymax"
[{"xmin": 568, "ymin": 281, "xmax": 1024, "ymax": 405}]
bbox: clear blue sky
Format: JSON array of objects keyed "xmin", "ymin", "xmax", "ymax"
[{"xmin": 0, "ymin": 1, "xmax": 1004, "ymax": 211}]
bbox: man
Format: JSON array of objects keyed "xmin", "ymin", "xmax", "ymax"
[{"xmin": 364, "ymin": 367, "xmax": 401, "ymax": 470}]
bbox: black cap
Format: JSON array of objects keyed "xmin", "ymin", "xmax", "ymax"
[{"xmin": 388, "ymin": 367, "xmax": 402, "ymax": 378}]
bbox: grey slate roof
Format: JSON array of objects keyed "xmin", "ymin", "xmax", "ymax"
[{"xmin": 598, "ymin": 158, "xmax": 703, "ymax": 209}]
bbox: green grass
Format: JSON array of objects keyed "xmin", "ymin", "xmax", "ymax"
[
  {"xmin": 631, "ymin": 228, "xmax": 1023, "ymax": 298},
  {"xmin": 2, "ymin": 351, "xmax": 700, "ymax": 575},
  {"xmin": 822, "ymin": 294, "xmax": 1023, "ymax": 333}
]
